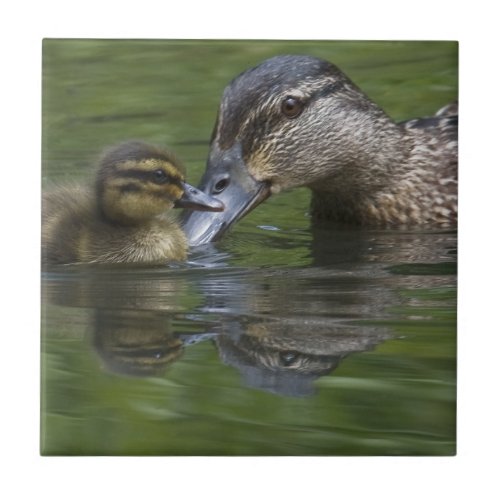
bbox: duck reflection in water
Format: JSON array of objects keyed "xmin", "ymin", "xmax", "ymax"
[
  {"xmin": 43, "ymin": 224, "xmax": 453, "ymax": 396},
  {"xmin": 44, "ymin": 265, "xmax": 393, "ymax": 394},
  {"xmin": 91, "ymin": 305, "xmax": 390, "ymax": 396},
  {"xmin": 214, "ymin": 318, "xmax": 390, "ymax": 397}
]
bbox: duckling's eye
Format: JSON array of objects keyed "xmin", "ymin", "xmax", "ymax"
[
  {"xmin": 281, "ymin": 96, "xmax": 304, "ymax": 118},
  {"xmin": 152, "ymin": 169, "xmax": 169, "ymax": 184}
]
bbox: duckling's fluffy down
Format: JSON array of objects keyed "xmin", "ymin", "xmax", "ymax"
[{"xmin": 42, "ymin": 184, "xmax": 188, "ymax": 265}]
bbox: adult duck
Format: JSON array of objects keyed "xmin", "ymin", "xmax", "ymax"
[
  {"xmin": 182, "ymin": 55, "xmax": 457, "ymax": 245},
  {"xmin": 42, "ymin": 141, "xmax": 223, "ymax": 265}
]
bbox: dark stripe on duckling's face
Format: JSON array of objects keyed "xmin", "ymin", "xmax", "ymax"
[
  {"xmin": 97, "ymin": 156, "xmax": 186, "ymax": 225},
  {"xmin": 113, "ymin": 159, "xmax": 185, "ymax": 201},
  {"xmin": 97, "ymin": 141, "xmax": 187, "ymax": 199},
  {"xmin": 100, "ymin": 140, "xmax": 186, "ymax": 175},
  {"xmin": 119, "ymin": 183, "xmax": 141, "ymax": 194},
  {"xmin": 97, "ymin": 141, "xmax": 224, "ymax": 225}
]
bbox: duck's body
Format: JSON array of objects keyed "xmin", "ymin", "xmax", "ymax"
[
  {"xmin": 182, "ymin": 55, "xmax": 457, "ymax": 245},
  {"xmin": 310, "ymin": 108, "xmax": 458, "ymax": 225},
  {"xmin": 42, "ymin": 141, "xmax": 223, "ymax": 265}
]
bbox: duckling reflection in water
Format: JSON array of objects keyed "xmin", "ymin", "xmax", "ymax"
[
  {"xmin": 183, "ymin": 55, "xmax": 458, "ymax": 245},
  {"xmin": 42, "ymin": 141, "xmax": 224, "ymax": 265},
  {"xmin": 92, "ymin": 309, "xmax": 184, "ymax": 377}
]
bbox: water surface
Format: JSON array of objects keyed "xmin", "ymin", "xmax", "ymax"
[{"xmin": 41, "ymin": 40, "xmax": 457, "ymax": 456}]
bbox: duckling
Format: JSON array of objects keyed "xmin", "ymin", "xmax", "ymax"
[
  {"xmin": 182, "ymin": 54, "xmax": 458, "ymax": 245},
  {"xmin": 42, "ymin": 141, "xmax": 224, "ymax": 265}
]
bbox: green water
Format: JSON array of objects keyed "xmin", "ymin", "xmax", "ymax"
[{"xmin": 41, "ymin": 40, "xmax": 457, "ymax": 456}]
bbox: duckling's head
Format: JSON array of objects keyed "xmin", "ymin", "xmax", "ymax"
[
  {"xmin": 183, "ymin": 55, "xmax": 396, "ymax": 244},
  {"xmin": 96, "ymin": 141, "xmax": 223, "ymax": 225}
]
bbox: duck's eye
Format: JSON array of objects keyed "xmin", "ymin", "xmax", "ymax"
[
  {"xmin": 153, "ymin": 169, "xmax": 169, "ymax": 183},
  {"xmin": 213, "ymin": 177, "xmax": 229, "ymax": 194},
  {"xmin": 281, "ymin": 96, "xmax": 304, "ymax": 118},
  {"xmin": 279, "ymin": 351, "xmax": 300, "ymax": 367}
]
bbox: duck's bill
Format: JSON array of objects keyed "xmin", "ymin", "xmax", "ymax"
[
  {"xmin": 182, "ymin": 144, "xmax": 271, "ymax": 246},
  {"xmin": 174, "ymin": 181, "xmax": 225, "ymax": 212}
]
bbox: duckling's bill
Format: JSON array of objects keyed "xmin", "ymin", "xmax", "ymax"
[
  {"xmin": 174, "ymin": 181, "xmax": 225, "ymax": 212},
  {"xmin": 182, "ymin": 142, "xmax": 271, "ymax": 246}
]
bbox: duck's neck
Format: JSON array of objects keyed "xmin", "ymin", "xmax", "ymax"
[{"xmin": 307, "ymin": 118, "xmax": 421, "ymax": 225}]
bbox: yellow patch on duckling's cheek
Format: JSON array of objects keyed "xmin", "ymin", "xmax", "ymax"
[
  {"xmin": 161, "ymin": 161, "xmax": 185, "ymax": 181},
  {"xmin": 160, "ymin": 184, "xmax": 184, "ymax": 201}
]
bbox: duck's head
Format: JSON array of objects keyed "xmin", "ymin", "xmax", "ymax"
[
  {"xmin": 96, "ymin": 141, "xmax": 224, "ymax": 225},
  {"xmin": 183, "ymin": 55, "xmax": 391, "ymax": 245}
]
